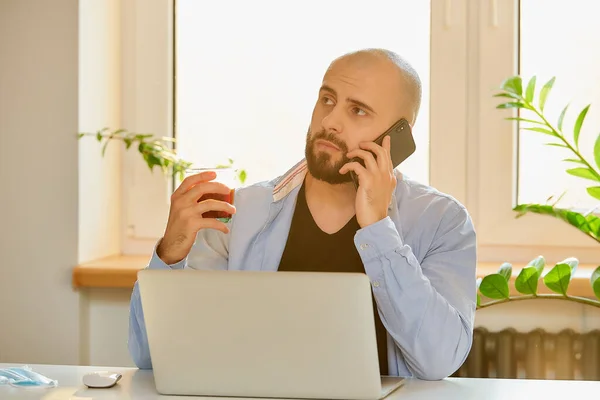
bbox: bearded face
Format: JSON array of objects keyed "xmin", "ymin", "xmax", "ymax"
[{"xmin": 304, "ymin": 128, "xmax": 353, "ymax": 184}]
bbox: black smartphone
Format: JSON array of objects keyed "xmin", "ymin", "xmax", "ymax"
[{"xmin": 349, "ymin": 118, "xmax": 416, "ymax": 189}]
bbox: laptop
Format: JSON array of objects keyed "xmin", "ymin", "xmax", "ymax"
[{"xmin": 137, "ymin": 269, "xmax": 405, "ymax": 399}]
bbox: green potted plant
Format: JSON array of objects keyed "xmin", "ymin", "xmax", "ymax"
[
  {"xmin": 78, "ymin": 128, "xmax": 247, "ymax": 184},
  {"xmin": 476, "ymin": 76, "xmax": 600, "ymax": 308}
]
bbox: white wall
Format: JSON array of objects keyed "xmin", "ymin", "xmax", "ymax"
[
  {"xmin": 476, "ymin": 300, "xmax": 600, "ymax": 334},
  {"xmin": 77, "ymin": 0, "xmax": 128, "ymax": 366},
  {"xmin": 0, "ymin": 0, "xmax": 132, "ymax": 367},
  {"xmin": 84, "ymin": 289, "xmax": 134, "ymax": 367},
  {"xmin": 0, "ymin": 0, "xmax": 80, "ymax": 364}
]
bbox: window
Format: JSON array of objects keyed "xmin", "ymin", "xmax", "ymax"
[
  {"xmin": 175, "ymin": 0, "xmax": 431, "ymax": 187},
  {"xmin": 472, "ymin": 0, "xmax": 598, "ymax": 263},
  {"xmin": 518, "ymin": 0, "xmax": 600, "ymax": 211},
  {"xmin": 123, "ymin": 0, "xmax": 596, "ymax": 263}
]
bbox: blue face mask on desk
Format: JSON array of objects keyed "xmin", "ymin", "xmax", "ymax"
[{"xmin": 0, "ymin": 366, "xmax": 58, "ymax": 388}]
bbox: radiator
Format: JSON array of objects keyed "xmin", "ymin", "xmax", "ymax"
[{"xmin": 451, "ymin": 327, "xmax": 600, "ymax": 380}]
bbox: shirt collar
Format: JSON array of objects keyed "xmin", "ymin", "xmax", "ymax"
[{"xmin": 272, "ymin": 159, "xmax": 308, "ymax": 202}]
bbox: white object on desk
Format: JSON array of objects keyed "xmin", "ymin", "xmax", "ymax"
[
  {"xmin": 1, "ymin": 364, "xmax": 600, "ymax": 399},
  {"xmin": 82, "ymin": 371, "xmax": 122, "ymax": 388},
  {"xmin": 138, "ymin": 269, "xmax": 404, "ymax": 399}
]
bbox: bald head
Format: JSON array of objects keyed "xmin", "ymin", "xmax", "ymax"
[
  {"xmin": 329, "ymin": 48, "xmax": 422, "ymax": 125},
  {"xmin": 307, "ymin": 48, "xmax": 422, "ymax": 182}
]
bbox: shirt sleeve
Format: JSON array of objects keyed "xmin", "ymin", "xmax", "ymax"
[
  {"xmin": 354, "ymin": 207, "xmax": 477, "ymax": 380},
  {"xmin": 127, "ymin": 241, "xmax": 187, "ymax": 369}
]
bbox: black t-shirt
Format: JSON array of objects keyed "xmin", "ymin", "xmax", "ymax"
[{"xmin": 277, "ymin": 182, "xmax": 389, "ymax": 375}]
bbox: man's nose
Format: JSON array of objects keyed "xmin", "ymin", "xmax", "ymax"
[{"xmin": 321, "ymin": 107, "xmax": 344, "ymax": 135}]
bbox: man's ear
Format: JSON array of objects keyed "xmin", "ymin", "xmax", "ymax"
[{"xmin": 409, "ymin": 110, "xmax": 417, "ymax": 127}]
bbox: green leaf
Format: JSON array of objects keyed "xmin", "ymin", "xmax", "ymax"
[
  {"xmin": 566, "ymin": 168, "xmax": 599, "ymax": 182},
  {"xmin": 591, "ymin": 266, "xmax": 600, "ymax": 301},
  {"xmin": 523, "ymin": 127, "xmax": 557, "ymax": 136},
  {"xmin": 563, "ymin": 158, "xmax": 586, "ymax": 165},
  {"xmin": 77, "ymin": 133, "xmax": 85, "ymax": 139},
  {"xmin": 539, "ymin": 76, "xmax": 556, "ymax": 112},
  {"xmin": 514, "ymin": 256, "xmax": 545, "ymax": 295},
  {"xmin": 124, "ymin": 138, "xmax": 133, "ymax": 149},
  {"xmin": 237, "ymin": 169, "xmax": 247, "ymax": 184},
  {"xmin": 562, "ymin": 257, "xmax": 579, "ymax": 275},
  {"xmin": 479, "ymin": 274, "xmax": 510, "ymax": 300},
  {"xmin": 515, "ymin": 267, "xmax": 540, "ymax": 295},
  {"xmin": 494, "ymin": 92, "xmax": 523, "ymax": 100},
  {"xmin": 501, "ymin": 76, "xmax": 523, "ymax": 96},
  {"xmin": 588, "ymin": 215, "xmax": 600, "ymax": 240},
  {"xmin": 587, "ymin": 187, "xmax": 600, "ymax": 201},
  {"xmin": 476, "ymin": 277, "xmax": 482, "ymax": 307},
  {"xmin": 101, "ymin": 140, "xmax": 110, "ymax": 156},
  {"xmin": 543, "ymin": 258, "xmax": 578, "ymax": 296},
  {"xmin": 498, "ymin": 263, "xmax": 512, "ymax": 282},
  {"xmin": 512, "ymin": 204, "xmax": 600, "ymax": 241},
  {"xmin": 558, "ymin": 103, "xmax": 570, "ymax": 132},
  {"xmin": 96, "ymin": 127, "xmax": 109, "ymax": 141},
  {"xmin": 594, "ymin": 133, "xmax": 600, "ymax": 170},
  {"xmin": 525, "ymin": 76, "xmax": 536, "ymax": 103},
  {"xmin": 528, "ymin": 255, "xmax": 546, "ymax": 272},
  {"xmin": 546, "ymin": 143, "xmax": 569, "ymax": 148},
  {"xmin": 135, "ymin": 134, "xmax": 154, "ymax": 141},
  {"xmin": 144, "ymin": 153, "xmax": 162, "ymax": 170},
  {"xmin": 497, "ymin": 102, "xmax": 526, "ymax": 110},
  {"xmin": 543, "ymin": 263, "xmax": 571, "ymax": 296},
  {"xmin": 573, "ymin": 104, "xmax": 591, "ymax": 149},
  {"xmin": 506, "ymin": 117, "xmax": 545, "ymax": 125}
]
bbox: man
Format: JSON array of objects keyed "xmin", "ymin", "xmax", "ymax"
[{"xmin": 128, "ymin": 48, "xmax": 477, "ymax": 381}]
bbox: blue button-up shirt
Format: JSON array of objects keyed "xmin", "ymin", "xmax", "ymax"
[{"xmin": 128, "ymin": 159, "xmax": 477, "ymax": 380}]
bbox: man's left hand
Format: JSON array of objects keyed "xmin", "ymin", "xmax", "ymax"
[{"xmin": 339, "ymin": 135, "xmax": 397, "ymax": 228}]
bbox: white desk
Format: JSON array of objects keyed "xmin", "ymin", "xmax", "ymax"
[{"xmin": 1, "ymin": 363, "xmax": 599, "ymax": 399}]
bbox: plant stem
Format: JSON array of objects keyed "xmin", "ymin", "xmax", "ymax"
[
  {"xmin": 478, "ymin": 294, "xmax": 600, "ymax": 309},
  {"xmin": 525, "ymin": 102, "xmax": 600, "ymax": 181}
]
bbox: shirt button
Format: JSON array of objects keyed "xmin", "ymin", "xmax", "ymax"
[
  {"xmin": 360, "ymin": 243, "xmax": 370, "ymax": 250},
  {"xmin": 372, "ymin": 281, "xmax": 380, "ymax": 288}
]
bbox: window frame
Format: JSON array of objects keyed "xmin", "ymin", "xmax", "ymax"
[
  {"xmin": 469, "ymin": 0, "xmax": 599, "ymax": 264},
  {"xmin": 120, "ymin": 0, "xmax": 174, "ymax": 254}
]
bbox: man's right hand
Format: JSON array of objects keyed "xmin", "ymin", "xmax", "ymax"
[{"xmin": 156, "ymin": 170, "xmax": 236, "ymax": 265}]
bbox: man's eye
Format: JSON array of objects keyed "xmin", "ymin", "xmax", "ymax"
[
  {"xmin": 353, "ymin": 107, "xmax": 367, "ymax": 116},
  {"xmin": 322, "ymin": 97, "xmax": 334, "ymax": 105}
]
